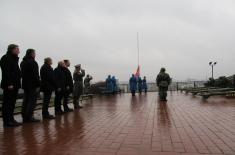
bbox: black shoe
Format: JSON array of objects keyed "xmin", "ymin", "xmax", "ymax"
[
  {"xmin": 23, "ymin": 117, "xmax": 40, "ymax": 123},
  {"xmin": 74, "ymin": 104, "xmax": 83, "ymax": 109},
  {"xmin": 12, "ymin": 120, "xmax": 22, "ymax": 126},
  {"xmin": 64, "ymin": 107, "xmax": 74, "ymax": 112},
  {"xmin": 4, "ymin": 121, "xmax": 21, "ymax": 127},
  {"xmin": 30, "ymin": 117, "xmax": 41, "ymax": 122},
  {"xmin": 43, "ymin": 114, "xmax": 55, "ymax": 119},
  {"xmin": 55, "ymin": 110, "xmax": 64, "ymax": 115}
]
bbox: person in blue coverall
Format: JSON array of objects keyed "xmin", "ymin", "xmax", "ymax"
[
  {"xmin": 142, "ymin": 76, "xmax": 148, "ymax": 93},
  {"xmin": 129, "ymin": 74, "xmax": 137, "ymax": 96},
  {"xmin": 111, "ymin": 76, "xmax": 117, "ymax": 93},
  {"xmin": 137, "ymin": 77, "xmax": 143, "ymax": 94},
  {"xmin": 106, "ymin": 75, "xmax": 113, "ymax": 92}
]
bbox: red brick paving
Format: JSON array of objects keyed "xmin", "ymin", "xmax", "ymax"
[{"xmin": 0, "ymin": 92, "xmax": 235, "ymax": 155}]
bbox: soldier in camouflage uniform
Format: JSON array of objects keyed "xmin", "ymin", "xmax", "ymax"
[{"xmin": 156, "ymin": 68, "xmax": 171, "ymax": 101}]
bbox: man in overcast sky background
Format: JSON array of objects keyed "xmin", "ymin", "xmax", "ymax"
[{"xmin": 0, "ymin": 0, "xmax": 235, "ymax": 82}]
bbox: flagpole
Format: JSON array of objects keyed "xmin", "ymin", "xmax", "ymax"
[{"xmin": 137, "ymin": 32, "xmax": 140, "ymax": 66}]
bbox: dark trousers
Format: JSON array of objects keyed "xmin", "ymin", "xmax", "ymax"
[
  {"xmin": 131, "ymin": 90, "xmax": 136, "ymax": 96},
  {"xmin": 42, "ymin": 91, "xmax": 52, "ymax": 116},
  {"xmin": 73, "ymin": 94, "xmax": 81, "ymax": 106},
  {"xmin": 2, "ymin": 89, "xmax": 18, "ymax": 124},
  {"xmin": 63, "ymin": 91, "xmax": 71, "ymax": 110},
  {"xmin": 22, "ymin": 89, "xmax": 38, "ymax": 120},
  {"xmin": 54, "ymin": 90, "xmax": 64, "ymax": 112}
]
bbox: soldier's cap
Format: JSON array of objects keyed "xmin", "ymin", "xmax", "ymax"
[
  {"xmin": 75, "ymin": 64, "xmax": 81, "ymax": 68},
  {"xmin": 160, "ymin": 68, "xmax": 166, "ymax": 72}
]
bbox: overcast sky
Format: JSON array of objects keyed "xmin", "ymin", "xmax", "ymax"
[{"xmin": 0, "ymin": 0, "xmax": 235, "ymax": 82}]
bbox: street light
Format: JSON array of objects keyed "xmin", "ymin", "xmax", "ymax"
[{"xmin": 209, "ymin": 61, "xmax": 217, "ymax": 79}]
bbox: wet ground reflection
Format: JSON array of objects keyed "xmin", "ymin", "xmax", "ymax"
[
  {"xmin": 157, "ymin": 101, "xmax": 171, "ymax": 128},
  {"xmin": 1, "ymin": 92, "xmax": 235, "ymax": 154}
]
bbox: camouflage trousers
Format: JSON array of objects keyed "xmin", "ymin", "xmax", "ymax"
[{"xmin": 158, "ymin": 87, "xmax": 168, "ymax": 100}]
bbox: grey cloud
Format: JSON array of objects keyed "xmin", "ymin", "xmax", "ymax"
[{"xmin": 1, "ymin": 0, "xmax": 235, "ymax": 82}]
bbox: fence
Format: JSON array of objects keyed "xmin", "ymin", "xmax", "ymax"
[
  {"xmin": 118, "ymin": 81, "xmax": 206, "ymax": 93},
  {"xmin": 0, "ymin": 81, "xmax": 206, "ymax": 115}
]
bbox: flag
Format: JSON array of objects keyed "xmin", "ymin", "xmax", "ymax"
[{"xmin": 135, "ymin": 65, "xmax": 140, "ymax": 77}]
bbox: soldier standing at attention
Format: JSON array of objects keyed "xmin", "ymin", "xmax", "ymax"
[
  {"xmin": 0, "ymin": 44, "xmax": 22, "ymax": 127},
  {"xmin": 129, "ymin": 74, "xmax": 137, "ymax": 96},
  {"xmin": 73, "ymin": 64, "xmax": 85, "ymax": 109},
  {"xmin": 156, "ymin": 68, "xmax": 171, "ymax": 101},
  {"xmin": 84, "ymin": 74, "xmax": 93, "ymax": 94}
]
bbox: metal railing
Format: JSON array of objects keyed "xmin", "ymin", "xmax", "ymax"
[{"xmin": 118, "ymin": 81, "xmax": 206, "ymax": 93}]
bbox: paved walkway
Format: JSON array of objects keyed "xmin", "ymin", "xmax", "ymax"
[{"xmin": 0, "ymin": 92, "xmax": 235, "ymax": 155}]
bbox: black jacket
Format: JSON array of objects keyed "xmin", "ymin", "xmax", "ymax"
[
  {"xmin": 40, "ymin": 63, "xmax": 55, "ymax": 92},
  {"xmin": 64, "ymin": 67, "xmax": 73, "ymax": 92},
  {"xmin": 20, "ymin": 57, "xmax": 40, "ymax": 90},
  {"xmin": 0, "ymin": 52, "xmax": 21, "ymax": 89},
  {"xmin": 54, "ymin": 66, "xmax": 67, "ymax": 91}
]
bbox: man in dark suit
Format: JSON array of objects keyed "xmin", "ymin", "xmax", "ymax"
[
  {"xmin": 63, "ymin": 59, "xmax": 73, "ymax": 112},
  {"xmin": 54, "ymin": 61, "xmax": 67, "ymax": 115},
  {"xmin": 40, "ymin": 57, "xmax": 55, "ymax": 119},
  {"xmin": 20, "ymin": 49, "xmax": 41, "ymax": 122},
  {"xmin": 0, "ymin": 44, "xmax": 22, "ymax": 127}
]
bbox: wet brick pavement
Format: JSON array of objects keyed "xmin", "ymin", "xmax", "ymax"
[{"xmin": 0, "ymin": 92, "xmax": 235, "ymax": 155}]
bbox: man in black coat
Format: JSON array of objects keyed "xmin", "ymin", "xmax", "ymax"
[
  {"xmin": 0, "ymin": 44, "xmax": 21, "ymax": 127},
  {"xmin": 63, "ymin": 60, "xmax": 73, "ymax": 112},
  {"xmin": 20, "ymin": 49, "xmax": 40, "ymax": 122},
  {"xmin": 40, "ymin": 57, "xmax": 55, "ymax": 119},
  {"xmin": 54, "ymin": 61, "xmax": 67, "ymax": 115}
]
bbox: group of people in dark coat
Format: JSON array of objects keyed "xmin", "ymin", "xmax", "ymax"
[
  {"xmin": 0, "ymin": 44, "xmax": 171, "ymax": 127},
  {"xmin": 129, "ymin": 75, "xmax": 148, "ymax": 96},
  {"xmin": 0, "ymin": 44, "xmax": 88, "ymax": 127}
]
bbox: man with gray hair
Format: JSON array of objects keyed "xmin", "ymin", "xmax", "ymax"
[{"xmin": 40, "ymin": 57, "xmax": 55, "ymax": 119}]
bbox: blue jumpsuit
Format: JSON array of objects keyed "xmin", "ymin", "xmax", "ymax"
[
  {"xmin": 129, "ymin": 75, "xmax": 137, "ymax": 96},
  {"xmin": 142, "ymin": 78, "xmax": 148, "ymax": 93},
  {"xmin": 111, "ymin": 76, "xmax": 117, "ymax": 93},
  {"xmin": 137, "ymin": 77, "xmax": 143, "ymax": 94},
  {"xmin": 106, "ymin": 76, "xmax": 113, "ymax": 92}
]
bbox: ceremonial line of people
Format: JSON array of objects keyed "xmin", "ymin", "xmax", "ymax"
[
  {"xmin": 129, "ymin": 75, "xmax": 148, "ymax": 96},
  {"xmin": 129, "ymin": 69, "xmax": 171, "ymax": 99},
  {"xmin": 0, "ymin": 44, "xmax": 93, "ymax": 127},
  {"xmin": 0, "ymin": 44, "xmax": 171, "ymax": 128}
]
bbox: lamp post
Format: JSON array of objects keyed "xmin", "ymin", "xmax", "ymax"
[{"xmin": 209, "ymin": 61, "xmax": 217, "ymax": 79}]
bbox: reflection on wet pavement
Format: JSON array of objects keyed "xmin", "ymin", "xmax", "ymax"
[{"xmin": 0, "ymin": 92, "xmax": 235, "ymax": 155}]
